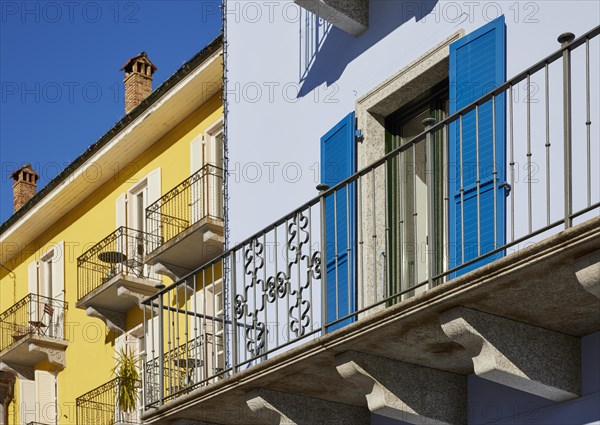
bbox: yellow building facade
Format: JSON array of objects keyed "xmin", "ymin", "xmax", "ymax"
[{"xmin": 0, "ymin": 36, "xmax": 224, "ymax": 425}]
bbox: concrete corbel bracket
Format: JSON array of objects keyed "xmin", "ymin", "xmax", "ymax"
[
  {"xmin": 153, "ymin": 262, "xmax": 192, "ymax": 283},
  {"xmin": 440, "ymin": 306, "xmax": 580, "ymax": 401},
  {"xmin": 246, "ymin": 388, "xmax": 369, "ymax": 425},
  {"xmin": 294, "ymin": 0, "xmax": 369, "ymax": 36},
  {"xmin": 86, "ymin": 306, "xmax": 126, "ymax": 333},
  {"xmin": 0, "ymin": 361, "xmax": 34, "ymax": 381},
  {"xmin": 335, "ymin": 351, "xmax": 466, "ymax": 424},
  {"xmin": 28, "ymin": 343, "xmax": 66, "ymax": 370},
  {"xmin": 574, "ymin": 249, "xmax": 600, "ymax": 298},
  {"xmin": 117, "ymin": 285, "xmax": 149, "ymax": 305}
]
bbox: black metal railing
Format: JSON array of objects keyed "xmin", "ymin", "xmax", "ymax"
[
  {"xmin": 76, "ymin": 377, "xmax": 142, "ymax": 425},
  {"xmin": 142, "ymin": 27, "xmax": 600, "ymax": 408},
  {"xmin": 0, "ymin": 294, "xmax": 67, "ymax": 353},
  {"xmin": 146, "ymin": 164, "xmax": 224, "ymax": 252},
  {"xmin": 77, "ymin": 227, "xmax": 162, "ymax": 301},
  {"xmin": 144, "ymin": 332, "xmax": 224, "ymax": 405}
]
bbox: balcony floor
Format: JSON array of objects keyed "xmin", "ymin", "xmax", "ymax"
[
  {"xmin": 0, "ymin": 333, "xmax": 68, "ymax": 371},
  {"xmin": 76, "ymin": 273, "xmax": 157, "ymax": 313},
  {"xmin": 145, "ymin": 216, "xmax": 224, "ymax": 272}
]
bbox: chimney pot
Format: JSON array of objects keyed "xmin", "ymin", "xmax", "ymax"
[
  {"xmin": 121, "ymin": 52, "xmax": 157, "ymax": 114},
  {"xmin": 10, "ymin": 163, "xmax": 39, "ymax": 212}
]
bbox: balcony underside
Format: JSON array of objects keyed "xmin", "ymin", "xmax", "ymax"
[
  {"xmin": 0, "ymin": 335, "xmax": 68, "ymax": 380},
  {"xmin": 143, "ymin": 217, "xmax": 600, "ymax": 424},
  {"xmin": 76, "ymin": 273, "xmax": 157, "ymax": 333},
  {"xmin": 145, "ymin": 217, "xmax": 224, "ymax": 275}
]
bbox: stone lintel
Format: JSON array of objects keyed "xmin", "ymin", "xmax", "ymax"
[
  {"xmin": 440, "ymin": 306, "xmax": 580, "ymax": 401},
  {"xmin": 335, "ymin": 351, "xmax": 466, "ymax": 424}
]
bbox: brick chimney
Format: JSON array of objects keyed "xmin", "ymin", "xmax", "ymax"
[
  {"xmin": 10, "ymin": 163, "xmax": 39, "ymax": 212},
  {"xmin": 121, "ymin": 52, "xmax": 157, "ymax": 114}
]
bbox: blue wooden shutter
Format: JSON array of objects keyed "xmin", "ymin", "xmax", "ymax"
[
  {"xmin": 449, "ymin": 16, "xmax": 507, "ymax": 276},
  {"xmin": 321, "ymin": 112, "xmax": 356, "ymax": 331}
]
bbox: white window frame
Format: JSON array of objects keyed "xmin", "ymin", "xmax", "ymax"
[
  {"xmin": 204, "ymin": 118, "xmax": 224, "ymax": 169},
  {"xmin": 203, "ymin": 118, "xmax": 224, "ymax": 219}
]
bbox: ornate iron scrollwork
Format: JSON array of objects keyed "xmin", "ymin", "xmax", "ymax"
[{"xmin": 234, "ymin": 210, "xmax": 321, "ymax": 356}]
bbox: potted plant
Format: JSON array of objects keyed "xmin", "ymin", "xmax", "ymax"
[{"xmin": 113, "ymin": 347, "xmax": 140, "ymax": 424}]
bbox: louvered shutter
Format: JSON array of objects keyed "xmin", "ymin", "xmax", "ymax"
[
  {"xmin": 320, "ymin": 112, "xmax": 356, "ymax": 332},
  {"xmin": 19, "ymin": 379, "xmax": 36, "ymax": 424},
  {"xmin": 449, "ymin": 16, "xmax": 507, "ymax": 276},
  {"xmin": 35, "ymin": 370, "xmax": 56, "ymax": 424}
]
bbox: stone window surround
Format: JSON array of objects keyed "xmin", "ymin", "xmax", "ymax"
[{"xmin": 353, "ymin": 30, "xmax": 464, "ymax": 310}]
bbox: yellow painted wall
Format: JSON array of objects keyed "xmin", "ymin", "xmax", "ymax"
[{"xmin": 0, "ymin": 92, "xmax": 222, "ymax": 425}]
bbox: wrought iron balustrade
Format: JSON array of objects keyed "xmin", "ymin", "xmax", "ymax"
[
  {"xmin": 144, "ymin": 329, "xmax": 227, "ymax": 405},
  {"xmin": 142, "ymin": 27, "xmax": 600, "ymax": 409},
  {"xmin": 0, "ymin": 294, "xmax": 67, "ymax": 353},
  {"xmin": 77, "ymin": 227, "xmax": 162, "ymax": 301},
  {"xmin": 76, "ymin": 377, "xmax": 142, "ymax": 425},
  {"xmin": 146, "ymin": 164, "xmax": 224, "ymax": 252}
]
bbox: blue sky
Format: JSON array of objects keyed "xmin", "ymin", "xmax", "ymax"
[{"xmin": 0, "ymin": 0, "xmax": 222, "ymax": 223}]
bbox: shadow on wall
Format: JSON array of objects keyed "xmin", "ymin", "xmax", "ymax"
[{"xmin": 298, "ymin": 0, "xmax": 439, "ymax": 97}]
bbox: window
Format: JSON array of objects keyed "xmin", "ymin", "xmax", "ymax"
[
  {"xmin": 19, "ymin": 371, "xmax": 57, "ymax": 425},
  {"xmin": 129, "ymin": 181, "xmax": 149, "ymax": 275},
  {"xmin": 28, "ymin": 242, "xmax": 65, "ymax": 337},
  {"xmin": 116, "ymin": 168, "xmax": 161, "ymax": 276},
  {"xmin": 354, "ymin": 31, "xmax": 462, "ymax": 307},
  {"xmin": 204, "ymin": 120, "xmax": 224, "ymax": 219},
  {"xmin": 385, "ymin": 84, "xmax": 448, "ymax": 299}
]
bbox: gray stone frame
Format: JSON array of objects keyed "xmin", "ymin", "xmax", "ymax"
[{"xmin": 354, "ymin": 31, "xmax": 464, "ymax": 313}]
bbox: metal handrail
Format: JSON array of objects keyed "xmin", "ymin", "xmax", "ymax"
[
  {"xmin": 147, "ymin": 25, "xmax": 599, "ymax": 300},
  {"xmin": 142, "ymin": 26, "xmax": 600, "ymax": 408},
  {"xmin": 0, "ymin": 293, "xmax": 67, "ymax": 353},
  {"xmin": 77, "ymin": 226, "xmax": 162, "ymax": 300},
  {"xmin": 76, "ymin": 377, "xmax": 142, "ymax": 425},
  {"xmin": 145, "ymin": 164, "xmax": 224, "ymax": 252}
]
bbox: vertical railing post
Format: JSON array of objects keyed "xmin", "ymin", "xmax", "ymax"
[
  {"xmin": 142, "ymin": 304, "xmax": 147, "ymax": 410},
  {"xmin": 423, "ymin": 118, "xmax": 438, "ymax": 289},
  {"xmin": 157, "ymin": 294, "xmax": 165, "ymax": 407},
  {"xmin": 229, "ymin": 253, "xmax": 238, "ymax": 374},
  {"xmin": 559, "ymin": 32, "xmax": 575, "ymax": 229},
  {"xmin": 317, "ymin": 184, "xmax": 329, "ymax": 334}
]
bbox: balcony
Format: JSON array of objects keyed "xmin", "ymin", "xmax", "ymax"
[
  {"xmin": 76, "ymin": 378, "xmax": 142, "ymax": 425},
  {"xmin": 140, "ymin": 28, "xmax": 600, "ymax": 423},
  {"xmin": 144, "ymin": 330, "xmax": 226, "ymax": 406},
  {"xmin": 0, "ymin": 294, "xmax": 67, "ymax": 379},
  {"xmin": 145, "ymin": 165, "xmax": 224, "ymax": 279},
  {"xmin": 76, "ymin": 227, "xmax": 162, "ymax": 333}
]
